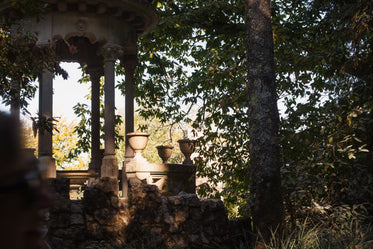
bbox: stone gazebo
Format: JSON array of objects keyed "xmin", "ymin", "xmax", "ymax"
[
  {"xmin": 0, "ymin": 2, "xmax": 238, "ymax": 248},
  {"xmin": 1, "ymin": 0, "xmax": 196, "ymax": 195}
]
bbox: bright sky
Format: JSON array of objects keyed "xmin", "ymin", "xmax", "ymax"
[
  {"xmin": 0, "ymin": 62, "xmax": 126, "ymax": 124},
  {"xmin": 0, "ymin": 62, "xmax": 288, "ymax": 126}
]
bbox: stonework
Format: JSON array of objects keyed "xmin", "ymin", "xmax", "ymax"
[
  {"xmin": 125, "ymin": 163, "xmax": 196, "ymax": 196},
  {"xmin": 47, "ymin": 177, "xmax": 248, "ymax": 249}
]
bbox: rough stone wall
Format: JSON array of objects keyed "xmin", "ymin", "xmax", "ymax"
[
  {"xmin": 47, "ymin": 178, "xmax": 235, "ymax": 249},
  {"xmin": 125, "ymin": 178, "xmax": 229, "ymax": 248},
  {"xmin": 48, "ymin": 178, "xmax": 87, "ymax": 249}
]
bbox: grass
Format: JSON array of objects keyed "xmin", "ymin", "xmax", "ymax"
[{"xmin": 236, "ymin": 204, "xmax": 373, "ymax": 249}]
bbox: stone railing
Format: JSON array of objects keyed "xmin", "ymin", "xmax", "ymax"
[{"xmin": 57, "ymin": 162, "xmax": 196, "ymax": 199}]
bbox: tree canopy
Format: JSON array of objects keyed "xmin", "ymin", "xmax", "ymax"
[{"xmin": 126, "ymin": 0, "xmax": 373, "ymax": 218}]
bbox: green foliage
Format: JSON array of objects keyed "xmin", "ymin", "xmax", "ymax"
[
  {"xmin": 277, "ymin": 0, "xmax": 373, "ymax": 214},
  {"xmin": 30, "ymin": 113, "xmax": 59, "ymax": 137},
  {"xmin": 0, "ymin": 0, "xmax": 66, "ymax": 115},
  {"xmin": 53, "ymin": 119, "xmax": 88, "ymax": 170},
  {"xmin": 69, "ymin": 66, "xmax": 124, "ymax": 160},
  {"xmin": 22, "ymin": 119, "xmax": 89, "ymax": 170},
  {"xmin": 0, "ymin": 28, "xmax": 50, "ymax": 115},
  {"xmin": 71, "ymin": 65, "xmax": 185, "ymax": 165},
  {"xmin": 234, "ymin": 205, "xmax": 373, "ymax": 249},
  {"xmin": 115, "ymin": 115, "xmax": 185, "ymax": 164},
  {"xmin": 129, "ymin": 0, "xmax": 250, "ymax": 215},
  {"xmin": 117, "ymin": 0, "xmax": 373, "ymax": 218}
]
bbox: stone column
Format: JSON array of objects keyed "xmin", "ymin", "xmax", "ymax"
[
  {"xmin": 121, "ymin": 55, "xmax": 138, "ymax": 162},
  {"xmin": 100, "ymin": 44, "xmax": 123, "ymax": 178},
  {"xmin": 38, "ymin": 69, "xmax": 56, "ymax": 178},
  {"xmin": 10, "ymin": 82, "xmax": 20, "ymax": 120},
  {"xmin": 87, "ymin": 66, "xmax": 103, "ymax": 177},
  {"xmin": 120, "ymin": 54, "xmax": 138, "ymax": 198}
]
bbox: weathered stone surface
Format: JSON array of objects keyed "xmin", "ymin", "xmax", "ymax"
[
  {"xmin": 49, "ymin": 212, "xmax": 71, "ymax": 228},
  {"xmin": 49, "ymin": 178, "xmax": 70, "ymax": 199},
  {"xmin": 95, "ymin": 177, "xmax": 119, "ymax": 195},
  {"xmin": 48, "ymin": 176, "xmax": 232, "ymax": 249},
  {"xmin": 70, "ymin": 213, "xmax": 85, "ymax": 225},
  {"xmin": 94, "ymin": 208, "xmax": 117, "ymax": 225},
  {"xmin": 70, "ymin": 200, "xmax": 84, "ymax": 213}
]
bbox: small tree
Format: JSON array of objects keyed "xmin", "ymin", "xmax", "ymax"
[{"xmin": 22, "ymin": 118, "xmax": 89, "ymax": 170}]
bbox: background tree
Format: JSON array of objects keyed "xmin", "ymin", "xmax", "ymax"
[
  {"xmin": 22, "ymin": 118, "xmax": 88, "ymax": 169},
  {"xmin": 128, "ymin": 0, "xmax": 372, "ymax": 232},
  {"xmin": 273, "ymin": 0, "xmax": 373, "ymax": 218}
]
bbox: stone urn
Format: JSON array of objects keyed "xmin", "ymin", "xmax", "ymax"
[
  {"xmin": 156, "ymin": 145, "xmax": 174, "ymax": 163},
  {"xmin": 127, "ymin": 132, "xmax": 150, "ymax": 158},
  {"xmin": 177, "ymin": 139, "xmax": 196, "ymax": 165}
]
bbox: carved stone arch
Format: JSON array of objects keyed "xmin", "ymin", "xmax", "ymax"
[
  {"xmin": 53, "ymin": 35, "xmax": 104, "ymax": 65},
  {"xmin": 64, "ymin": 32, "xmax": 100, "ymax": 45}
]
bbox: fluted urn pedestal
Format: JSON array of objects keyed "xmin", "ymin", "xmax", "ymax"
[
  {"xmin": 127, "ymin": 132, "xmax": 150, "ymax": 163},
  {"xmin": 156, "ymin": 145, "xmax": 174, "ymax": 163}
]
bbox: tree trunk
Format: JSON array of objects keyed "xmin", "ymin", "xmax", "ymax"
[{"xmin": 245, "ymin": 0, "xmax": 284, "ymax": 239}]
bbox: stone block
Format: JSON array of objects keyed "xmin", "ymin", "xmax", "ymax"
[
  {"xmin": 48, "ymin": 178, "xmax": 70, "ymax": 199},
  {"xmin": 50, "ymin": 195, "xmax": 71, "ymax": 213},
  {"xmin": 203, "ymin": 226, "xmax": 214, "ymax": 236},
  {"xmin": 70, "ymin": 200, "xmax": 84, "ymax": 213},
  {"xmin": 168, "ymin": 196, "xmax": 183, "ymax": 206},
  {"xmin": 86, "ymin": 222, "xmax": 103, "ymax": 238},
  {"xmin": 185, "ymin": 220, "xmax": 201, "ymax": 234},
  {"xmin": 70, "ymin": 213, "xmax": 85, "ymax": 225},
  {"xmin": 188, "ymin": 234, "xmax": 202, "ymax": 247},
  {"xmin": 166, "ymin": 234, "xmax": 188, "ymax": 249},
  {"xmin": 49, "ymin": 212, "xmax": 71, "ymax": 228},
  {"xmin": 174, "ymin": 210, "xmax": 188, "ymax": 223},
  {"xmin": 111, "ymin": 195, "xmax": 119, "ymax": 208},
  {"xmin": 101, "ymin": 155, "xmax": 118, "ymax": 179},
  {"xmin": 96, "ymin": 177, "xmax": 119, "ymax": 195},
  {"xmin": 94, "ymin": 208, "xmax": 117, "ymax": 225},
  {"xmin": 190, "ymin": 207, "xmax": 202, "ymax": 220},
  {"xmin": 186, "ymin": 196, "xmax": 200, "ymax": 208},
  {"xmin": 127, "ymin": 177, "xmax": 146, "ymax": 189},
  {"xmin": 83, "ymin": 187, "xmax": 111, "ymax": 213}
]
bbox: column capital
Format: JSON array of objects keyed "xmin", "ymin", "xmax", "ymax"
[
  {"xmin": 86, "ymin": 65, "xmax": 104, "ymax": 77},
  {"xmin": 100, "ymin": 44, "xmax": 123, "ymax": 62}
]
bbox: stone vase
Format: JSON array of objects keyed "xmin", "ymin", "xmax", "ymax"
[
  {"xmin": 156, "ymin": 145, "xmax": 174, "ymax": 163},
  {"xmin": 177, "ymin": 139, "xmax": 196, "ymax": 165},
  {"xmin": 127, "ymin": 132, "xmax": 150, "ymax": 158}
]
